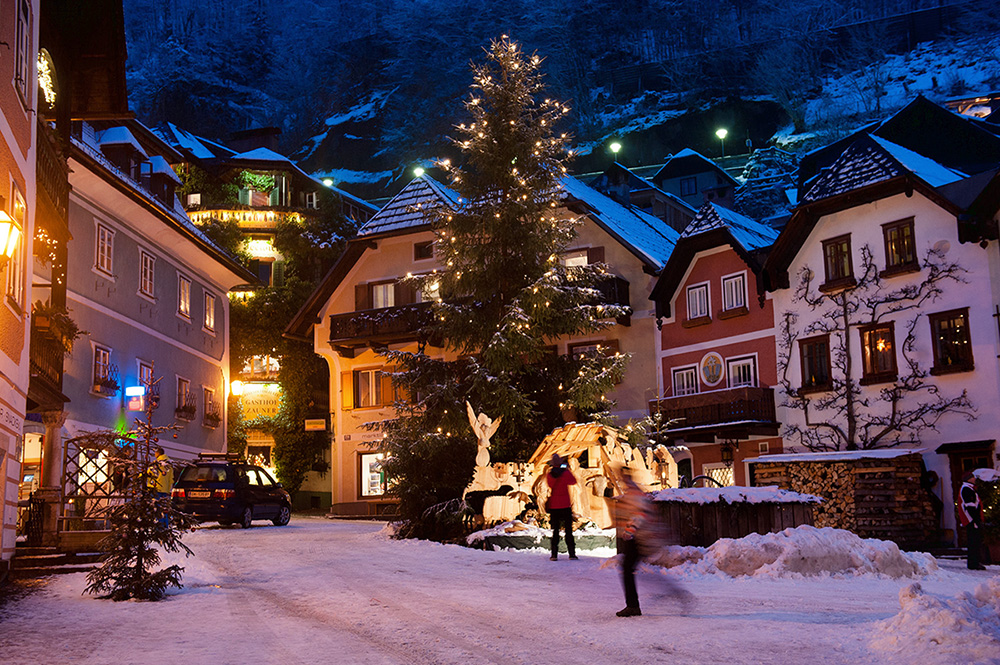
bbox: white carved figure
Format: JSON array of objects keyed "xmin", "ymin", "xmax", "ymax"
[{"xmin": 467, "ymin": 401, "xmax": 502, "ymax": 468}]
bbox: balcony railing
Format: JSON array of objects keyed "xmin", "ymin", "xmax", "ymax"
[
  {"xmin": 36, "ymin": 122, "xmax": 69, "ymax": 224},
  {"xmin": 595, "ymin": 275, "xmax": 630, "ymax": 308},
  {"xmin": 328, "ymin": 302, "xmax": 435, "ymax": 352},
  {"xmin": 652, "ymin": 386, "xmax": 776, "ymax": 431},
  {"xmin": 29, "ymin": 326, "xmax": 63, "ymax": 390}
]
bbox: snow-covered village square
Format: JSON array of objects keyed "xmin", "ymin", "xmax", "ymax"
[{"xmin": 4, "ymin": 1, "xmax": 1000, "ymax": 664}]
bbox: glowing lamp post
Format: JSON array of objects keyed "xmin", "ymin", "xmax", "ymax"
[
  {"xmin": 716, "ymin": 128, "xmax": 728, "ymax": 157},
  {"xmin": 414, "ymin": 166, "xmax": 425, "ymax": 178},
  {"xmin": 322, "ymin": 178, "xmax": 334, "ymax": 187},
  {"xmin": 609, "ymin": 141, "xmax": 622, "ymax": 159},
  {"xmin": 230, "ymin": 380, "xmax": 244, "ymax": 397}
]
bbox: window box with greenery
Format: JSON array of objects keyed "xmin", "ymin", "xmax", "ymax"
[
  {"xmin": 32, "ymin": 300, "xmax": 85, "ymax": 355},
  {"xmin": 175, "ymin": 394, "xmax": 197, "ymax": 421},
  {"xmin": 94, "ymin": 374, "xmax": 120, "ymax": 397},
  {"xmin": 203, "ymin": 402, "xmax": 222, "ymax": 428}
]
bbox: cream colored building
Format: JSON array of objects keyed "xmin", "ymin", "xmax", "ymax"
[{"xmin": 287, "ymin": 174, "xmax": 679, "ymax": 515}]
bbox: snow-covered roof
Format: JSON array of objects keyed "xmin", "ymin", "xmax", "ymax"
[
  {"xmin": 358, "ymin": 175, "xmax": 461, "ymax": 237},
  {"xmin": 147, "ymin": 155, "xmax": 181, "ymax": 183},
  {"xmin": 98, "ymin": 126, "xmax": 148, "ymax": 158},
  {"xmin": 560, "ymin": 175, "xmax": 679, "ymax": 270},
  {"xmin": 652, "ymin": 148, "xmax": 739, "ymax": 186},
  {"xmin": 651, "ymin": 486, "xmax": 822, "ymax": 504},
  {"xmin": 744, "ymin": 449, "xmax": 927, "ymax": 464},
  {"xmin": 230, "ymin": 147, "xmax": 294, "ymax": 165},
  {"xmin": 158, "ymin": 122, "xmax": 234, "ymax": 160},
  {"xmin": 869, "ymin": 136, "xmax": 966, "ymax": 187},
  {"xmin": 681, "ymin": 202, "xmax": 779, "ymax": 251}
]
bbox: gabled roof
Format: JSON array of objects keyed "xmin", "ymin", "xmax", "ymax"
[
  {"xmin": 98, "ymin": 127, "xmax": 148, "ymax": 158},
  {"xmin": 560, "ymin": 175, "xmax": 679, "ymax": 271},
  {"xmin": 358, "ymin": 175, "xmax": 461, "ymax": 237},
  {"xmin": 147, "ymin": 155, "xmax": 182, "ymax": 183},
  {"xmin": 764, "ymin": 134, "xmax": 972, "ymax": 292},
  {"xmin": 651, "ymin": 148, "xmax": 738, "ymax": 187},
  {"xmin": 155, "ymin": 123, "xmax": 236, "ymax": 161},
  {"xmin": 230, "ymin": 147, "xmax": 294, "ymax": 164},
  {"xmin": 650, "ymin": 202, "xmax": 778, "ymax": 317}
]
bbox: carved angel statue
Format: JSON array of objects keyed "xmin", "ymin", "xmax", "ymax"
[{"xmin": 467, "ymin": 401, "xmax": 502, "ymax": 468}]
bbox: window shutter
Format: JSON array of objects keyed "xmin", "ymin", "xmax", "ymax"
[
  {"xmin": 273, "ymin": 261, "xmax": 286, "ymax": 288},
  {"xmin": 355, "ymin": 283, "xmax": 370, "ymax": 311},
  {"xmin": 380, "ymin": 371, "xmax": 394, "ymax": 407},
  {"xmin": 394, "ymin": 280, "xmax": 411, "ymax": 306},
  {"xmin": 341, "ymin": 372, "xmax": 354, "ymax": 410},
  {"xmin": 587, "ymin": 246, "xmax": 605, "ymax": 264}
]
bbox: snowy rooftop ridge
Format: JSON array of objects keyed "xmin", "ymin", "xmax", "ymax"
[
  {"xmin": 231, "ymin": 147, "xmax": 294, "ymax": 164},
  {"xmin": 743, "ymin": 449, "xmax": 928, "ymax": 464},
  {"xmin": 868, "ymin": 136, "xmax": 966, "ymax": 187},
  {"xmin": 559, "ymin": 175, "xmax": 679, "ymax": 269},
  {"xmin": 651, "ymin": 485, "xmax": 822, "ymax": 504},
  {"xmin": 358, "ymin": 175, "xmax": 461, "ymax": 237},
  {"xmin": 681, "ymin": 202, "xmax": 779, "ymax": 251}
]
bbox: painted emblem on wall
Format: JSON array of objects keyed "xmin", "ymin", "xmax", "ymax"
[{"xmin": 700, "ymin": 352, "xmax": 724, "ymax": 386}]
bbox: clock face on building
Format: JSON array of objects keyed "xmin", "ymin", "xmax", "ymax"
[{"xmin": 700, "ymin": 352, "xmax": 724, "ymax": 387}]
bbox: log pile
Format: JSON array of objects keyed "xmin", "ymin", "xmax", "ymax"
[{"xmin": 753, "ymin": 453, "xmax": 937, "ymax": 548}]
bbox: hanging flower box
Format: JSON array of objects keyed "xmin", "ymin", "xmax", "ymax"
[
  {"xmin": 203, "ymin": 412, "xmax": 222, "ymax": 428},
  {"xmin": 93, "ymin": 377, "xmax": 119, "ymax": 397}
]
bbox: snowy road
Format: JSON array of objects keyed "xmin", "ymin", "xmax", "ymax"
[{"xmin": 0, "ymin": 518, "xmax": 996, "ymax": 665}]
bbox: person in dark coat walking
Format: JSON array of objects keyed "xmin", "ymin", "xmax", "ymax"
[
  {"xmin": 959, "ymin": 472, "xmax": 986, "ymax": 570},
  {"xmin": 614, "ymin": 467, "xmax": 650, "ymax": 616},
  {"xmin": 546, "ymin": 453, "xmax": 578, "ymax": 561}
]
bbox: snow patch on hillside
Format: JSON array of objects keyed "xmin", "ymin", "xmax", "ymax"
[
  {"xmin": 654, "ymin": 525, "xmax": 937, "ymax": 579},
  {"xmin": 870, "ymin": 579, "xmax": 1000, "ymax": 665}
]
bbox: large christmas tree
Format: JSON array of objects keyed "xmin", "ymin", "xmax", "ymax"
[{"xmin": 380, "ymin": 37, "xmax": 629, "ymax": 540}]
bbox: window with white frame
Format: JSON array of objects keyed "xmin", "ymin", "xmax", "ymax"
[
  {"xmin": 96, "ymin": 223, "xmax": 114, "ymax": 276},
  {"xmin": 203, "ymin": 292, "xmax": 215, "ymax": 331},
  {"xmin": 138, "ymin": 361, "xmax": 153, "ymax": 390},
  {"xmin": 6, "ymin": 187, "xmax": 25, "ymax": 307},
  {"xmin": 186, "ymin": 193, "xmax": 202, "ymax": 206},
  {"xmin": 355, "ymin": 368, "xmax": 385, "ymax": 408},
  {"xmin": 727, "ymin": 356, "xmax": 757, "ymax": 388},
  {"xmin": 203, "ymin": 387, "xmax": 217, "ymax": 420},
  {"xmin": 139, "ymin": 250, "xmax": 155, "ymax": 297},
  {"xmin": 178, "ymin": 275, "xmax": 191, "ymax": 318},
  {"xmin": 722, "ymin": 273, "xmax": 746, "ymax": 311},
  {"xmin": 360, "ymin": 452, "xmax": 386, "ymax": 497},
  {"xmin": 702, "ymin": 462, "xmax": 735, "ymax": 487},
  {"xmin": 672, "ymin": 366, "xmax": 698, "ymax": 396},
  {"xmin": 305, "ymin": 191, "xmax": 317, "ymax": 209},
  {"xmin": 94, "ymin": 345, "xmax": 111, "ymax": 383},
  {"xmin": 177, "ymin": 377, "xmax": 191, "ymax": 410},
  {"xmin": 560, "ymin": 249, "xmax": 589, "ymax": 267},
  {"xmin": 686, "ymin": 283, "xmax": 709, "ymax": 319},
  {"xmin": 371, "ymin": 282, "xmax": 394, "ymax": 309},
  {"xmin": 14, "ymin": 0, "xmax": 31, "ymax": 101}
]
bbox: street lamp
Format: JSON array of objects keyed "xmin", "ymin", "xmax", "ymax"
[
  {"xmin": 322, "ymin": 178, "xmax": 334, "ymax": 187},
  {"xmin": 0, "ymin": 195, "xmax": 21, "ymax": 268},
  {"xmin": 609, "ymin": 141, "xmax": 622, "ymax": 157},
  {"xmin": 414, "ymin": 166, "xmax": 425, "ymax": 178},
  {"xmin": 230, "ymin": 380, "xmax": 244, "ymax": 397},
  {"xmin": 716, "ymin": 128, "xmax": 728, "ymax": 157}
]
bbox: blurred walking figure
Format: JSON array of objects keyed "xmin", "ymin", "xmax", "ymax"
[
  {"xmin": 546, "ymin": 453, "xmax": 578, "ymax": 561},
  {"xmin": 613, "ymin": 466, "xmax": 692, "ymax": 618},
  {"xmin": 959, "ymin": 472, "xmax": 986, "ymax": 570}
]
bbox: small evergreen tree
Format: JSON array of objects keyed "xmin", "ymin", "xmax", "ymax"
[
  {"xmin": 84, "ymin": 373, "xmax": 195, "ymax": 601},
  {"xmin": 380, "ymin": 37, "xmax": 629, "ymax": 540}
]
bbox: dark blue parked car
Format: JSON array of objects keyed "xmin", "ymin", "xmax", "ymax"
[{"xmin": 171, "ymin": 455, "xmax": 291, "ymax": 528}]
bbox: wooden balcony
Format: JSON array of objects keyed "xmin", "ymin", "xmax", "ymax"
[
  {"xmin": 27, "ymin": 327, "xmax": 67, "ymax": 412},
  {"xmin": 595, "ymin": 274, "xmax": 630, "ymax": 308},
  {"xmin": 651, "ymin": 386, "xmax": 778, "ymax": 439},
  {"xmin": 328, "ymin": 302, "xmax": 436, "ymax": 357},
  {"xmin": 36, "ymin": 122, "xmax": 70, "ymax": 229}
]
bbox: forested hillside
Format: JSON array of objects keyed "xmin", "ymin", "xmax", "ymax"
[{"xmin": 123, "ymin": 0, "xmax": 1000, "ymax": 196}]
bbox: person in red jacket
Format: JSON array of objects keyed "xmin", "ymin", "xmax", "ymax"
[{"xmin": 546, "ymin": 453, "xmax": 578, "ymax": 561}]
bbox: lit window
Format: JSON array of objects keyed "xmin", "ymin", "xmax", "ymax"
[
  {"xmin": 204, "ymin": 292, "xmax": 215, "ymax": 331},
  {"xmin": 672, "ymin": 366, "xmax": 698, "ymax": 396},
  {"xmin": 702, "ymin": 463, "xmax": 735, "ymax": 487},
  {"xmin": 178, "ymin": 276, "xmax": 191, "ymax": 317},
  {"xmin": 360, "ymin": 452, "xmax": 386, "ymax": 497},
  {"xmin": 722, "ymin": 273, "xmax": 746, "ymax": 311},
  {"xmin": 860, "ymin": 323, "xmax": 897, "ymax": 383},
  {"xmin": 371, "ymin": 282, "xmax": 394, "ymax": 309},
  {"xmin": 799, "ymin": 335, "xmax": 831, "ymax": 392},
  {"xmin": 417, "ymin": 279, "xmax": 440, "ymax": 303},
  {"xmin": 355, "ymin": 368, "xmax": 385, "ymax": 408},
  {"xmin": 560, "ymin": 249, "xmax": 589, "ymax": 267},
  {"xmin": 187, "ymin": 193, "xmax": 202, "ymax": 206},
  {"xmin": 929, "ymin": 308, "xmax": 973, "ymax": 374},
  {"xmin": 727, "ymin": 356, "xmax": 757, "ymax": 388},
  {"xmin": 883, "ymin": 218, "xmax": 917, "ymax": 273},
  {"xmin": 822, "ymin": 234, "xmax": 853, "ymax": 286},
  {"xmin": 96, "ymin": 223, "xmax": 114, "ymax": 276},
  {"xmin": 6, "ymin": 187, "xmax": 26, "ymax": 306},
  {"xmin": 139, "ymin": 250, "xmax": 155, "ymax": 297},
  {"xmin": 686, "ymin": 283, "xmax": 709, "ymax": 319}
]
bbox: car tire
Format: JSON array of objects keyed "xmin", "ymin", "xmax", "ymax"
[
  {"xmin": 272, "ymin": 504, "xmax": 291, "ymax": 526},
  {"xmin": 239, "ymin": 506, "xmax": 253, "ymax": 529}
]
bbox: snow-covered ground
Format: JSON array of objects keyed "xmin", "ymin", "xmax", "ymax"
[{"xmin": 1, "ymin": 518, "xmax": 997, "ymax": 665}]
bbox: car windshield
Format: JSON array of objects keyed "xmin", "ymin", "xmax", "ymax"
[{"xmin": 180, "ymin": 465, "xmax": 229, "ymax": 483}]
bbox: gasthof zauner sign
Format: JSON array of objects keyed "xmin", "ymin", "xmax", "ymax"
[{"xmin": 241, "ymin": 384, "xmax": 281, "ymax": 419}]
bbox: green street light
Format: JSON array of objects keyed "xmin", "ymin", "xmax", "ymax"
[{"xmin": 716, "ymin": 128, "xmax": 728, "ymax": 157}]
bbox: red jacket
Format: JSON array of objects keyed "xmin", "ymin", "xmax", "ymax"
[{"xmin": 546, "ymin": 468, "xmax": 577, "ymax": 510}]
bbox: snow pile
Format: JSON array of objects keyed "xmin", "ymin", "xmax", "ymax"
[
  {"xmin": 871, "ymin": 579, "xmax": 1000, "ymax": 665},
  {"xmin": 465, "ymin": 520, "xmax": 613, "ymax": 546},
  {"xmin": 656, "ymin": 525, "xmax": 936, "ymax": 579},
  {"xmin": 651, "ymin": 485, "xmax": 822, "ymax": 504}
]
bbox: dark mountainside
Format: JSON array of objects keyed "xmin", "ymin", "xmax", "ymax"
[{"xmin": 123, "ymin": 0, "xmax": 998, "ymax": 198}]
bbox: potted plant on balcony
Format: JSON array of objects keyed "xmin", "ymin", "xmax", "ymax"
[{"xmin": 32, "ymin": 299, "xmax": 85, "ymax": 355}]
